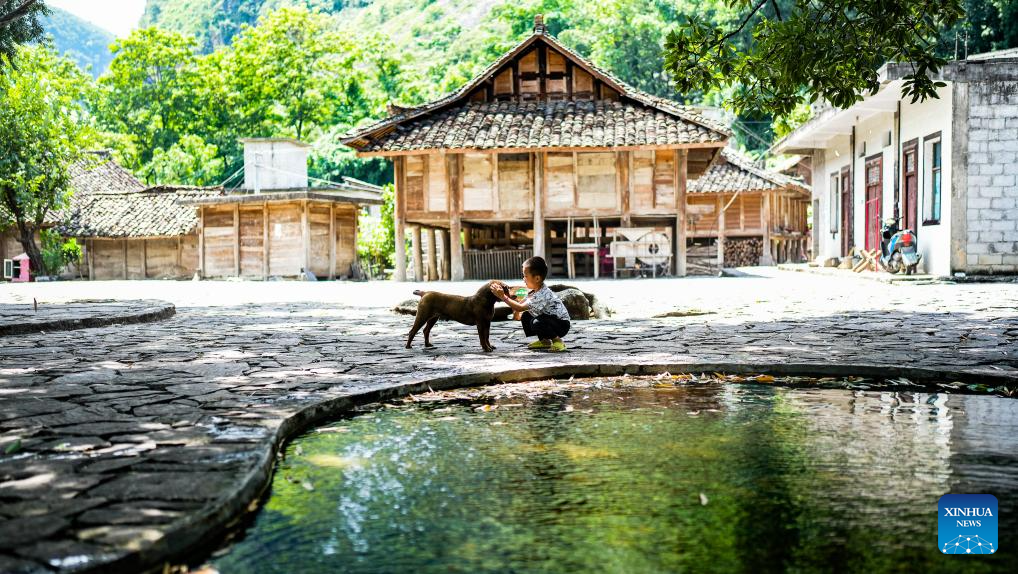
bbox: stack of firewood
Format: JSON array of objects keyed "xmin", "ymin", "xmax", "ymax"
[{"xmin": 723, "ymin": 238, "xmax": 763, "ymax": 268}]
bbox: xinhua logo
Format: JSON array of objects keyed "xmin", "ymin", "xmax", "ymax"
[{"xmin": 939, "ymin": 494, "xmax": 998, "ymax": 555}]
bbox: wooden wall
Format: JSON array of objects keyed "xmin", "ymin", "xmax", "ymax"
[
  {"xmin": 200, "ymin": 201, "xmax": 358, "ymax": 279},
  {"xmin": 481, "ymin": 42, "xmax": 620, "ymax": 103},
  {"xmin": 403, "ymin": 149, "xmax": 685, "ymax": 223},
  {"xmin": 88, "ymin": 236, "xmax": 196, "ymax": 280}
]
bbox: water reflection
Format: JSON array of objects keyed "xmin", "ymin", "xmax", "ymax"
[{"xmin": 210, "ymin": 383, "xmax": 1018, "ymax": 573}]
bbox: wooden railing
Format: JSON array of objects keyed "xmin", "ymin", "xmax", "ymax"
[{"xmin": 464, "ymin": 248, "xmax": 533, "ymax": 280}]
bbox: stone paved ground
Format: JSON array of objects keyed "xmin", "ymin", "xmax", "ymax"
[
  {"xmin": 0, "ymin": 300, "xmax": 174, "ymax": 336},
  {"xmin": 1, "ymin": 269, "xmax": 1017, "ymax": 573}
]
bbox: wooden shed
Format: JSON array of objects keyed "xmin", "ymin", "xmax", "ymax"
[
  {"xmin": 181, "ymin": 191, "xmax": 379, "ymax": 280},
  {"xmin": 1, "ymin": 151, "xmax": 144, "ymax": 277},
  {"xmin": 59, "ymin": 185, "xmax": 226, "ymax": 280},
  {"xmin": 688, "ymin": 149, "xmax": 811, "ymax": 271},
  {"xmin": 341, "ymin": 16, "xmax": 730, "ymax": 280}
]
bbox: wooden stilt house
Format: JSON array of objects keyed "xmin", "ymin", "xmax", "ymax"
[{"xmin": 341, "ymin": 16, "xmax": 730, "ymax": 280}]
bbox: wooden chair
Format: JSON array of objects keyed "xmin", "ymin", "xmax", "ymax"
[{"xmin": 566, "ymin": 216, "xmax": 600, "ymax": 279}]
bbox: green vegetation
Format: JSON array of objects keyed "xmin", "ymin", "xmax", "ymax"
[
  {"xmin": 0, "ymin": 44, "xmax": 94, "ymax": 274},
  {"xmin": 665, "ymin": 1, "xmax": 966, "ymax": 117},
  {"xmin": 0, "ymin": 0, "xmax": 48, "ymax": 67}
]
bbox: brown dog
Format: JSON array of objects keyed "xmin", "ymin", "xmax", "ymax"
[{"xmin": 406, "ymin": 280, "xmax": 508, "ymax": 352}]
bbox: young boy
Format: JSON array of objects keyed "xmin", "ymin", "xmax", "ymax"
[{"xmin": 490, "ymin": 256, "xmax": 571, "ymax": 352}]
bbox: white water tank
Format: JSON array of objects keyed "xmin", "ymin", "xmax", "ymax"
[{"xmin": 241, "ymin": 138, "xmax": 311, "ymax": 192}]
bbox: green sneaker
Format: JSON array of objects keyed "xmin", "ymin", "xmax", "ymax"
[
  {"xmin": 549, "ymin": 340, "xmax": 567, "ymax": 352},
  {"xmin": 528, "ymin": 340, "xmax": 551, "ymax": 349}
]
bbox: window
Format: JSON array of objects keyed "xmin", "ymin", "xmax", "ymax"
[
  {"xmin": 923, "ymin": 133, "xmax": 942, "ymax": 225},
  {"xmin": 829, "ymin": 173, "xmax": 839, "ymax": 233}
]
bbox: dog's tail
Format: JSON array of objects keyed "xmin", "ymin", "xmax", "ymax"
[{"xmin": 412, "ymin": 289, "xmax": 426, "ymax": 297}]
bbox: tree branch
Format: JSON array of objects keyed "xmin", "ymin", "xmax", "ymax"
[{"xmin": 0, "ymin": 0, "xmax": 40, "ymax": 28}]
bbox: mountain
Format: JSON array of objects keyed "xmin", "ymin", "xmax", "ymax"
[{"xmin": 42, "ymin": 7, "xmax": 116, "ymax": 77}]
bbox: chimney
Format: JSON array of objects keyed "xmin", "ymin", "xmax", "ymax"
[{"xmin": 533, "ymin": 14, "xmax": 546, "ymax": 34}]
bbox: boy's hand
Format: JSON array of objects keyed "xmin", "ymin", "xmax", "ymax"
[{"xmin": 489, "ymin": 283, "xmax": 506, "ymax": 299}]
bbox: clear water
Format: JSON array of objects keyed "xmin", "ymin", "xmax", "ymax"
[{"xmin": 210, "ymin": 382, "xmax": 1018, "ymax": 573}]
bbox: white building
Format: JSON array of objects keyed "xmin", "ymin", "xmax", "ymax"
[{"xmin": 774, "ymin": 49, "xmax": 1018, "ymax": 276}]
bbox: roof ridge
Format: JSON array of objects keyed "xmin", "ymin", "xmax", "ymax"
[
  {"xmin": 716, "ymin": 148, "xmax": 808, "ymax": 191},
  {"xmin": 341, "ymin": 29, "xmax": 731, "ymax": 146}
]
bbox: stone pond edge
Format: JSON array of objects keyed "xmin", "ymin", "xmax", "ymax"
[
  {"xmin": 0, "ymin": 302, "xmax": 176, "ymax": 337},
  {"xmin": 96, "ymin": 361, "xmax": 1018, "ymax": 573}
]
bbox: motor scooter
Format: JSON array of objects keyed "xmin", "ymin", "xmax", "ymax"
[{"xmin": 879, "ymin": 217, "xmax": 922, "ymax": 275}]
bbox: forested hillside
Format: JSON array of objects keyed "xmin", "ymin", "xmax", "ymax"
[
  {"xmin": 42, "ymin": 7, "xmax": 115, "ymax": 76},
  {"xmin": 80, "ymin": 0, "xmax": 1018, "ymax": 190}
]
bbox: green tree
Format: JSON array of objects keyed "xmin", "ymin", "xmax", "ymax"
[
  {"xmin": 93, "ymin": 27, "xmax": 203, "ymax": 170},
  {"xmin": 664, "ymin": 1, "xmax": 966, "ymax": 117},
  {"xmin": 0, "ymin": 44, "xmax": 93, "ymax": 274},
  {"xmin": 228, "ymin": 6, "xmax": 371, "ymax": 142},
  {"xmin": 144, "ymin": 134, "xmax": 225, "ymax": 185},
  {"xmin": 0, "ymin": 0, "xmax": 48, "ymax": 68}
]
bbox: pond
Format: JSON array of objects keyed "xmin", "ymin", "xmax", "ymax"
[{"xmin": 206, "ymin": 376, "xmax": 1018, "ymax": 573}]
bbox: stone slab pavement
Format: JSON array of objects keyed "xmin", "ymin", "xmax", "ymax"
[
  {"xmin": 0, "ymin": 300, "xmax": 174, "ymax": 337},
  {"xmin": 1, "ymin": 268, "xmax": 1017, "ymax": 573}
]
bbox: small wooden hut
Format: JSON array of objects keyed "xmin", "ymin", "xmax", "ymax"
[
  {"xmin": 341, "ymin": 16, "xmax": 730, "ymax": 280},
  {"xmin": 180, "ymin": 139, "xmax": 382, "ymax": 280},
  {"xmin": 60, "ymin": 185, "xmax": 225, "ymax": 280},
  {"xmin": 688, "ymin": 149, "xmax": 811, "ymax": 270}
]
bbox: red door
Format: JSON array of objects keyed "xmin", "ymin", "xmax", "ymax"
[
  {"xmin": 902, "ymin": 144, "xmax": 918, "ymax": 232},
  {"xmin": 840, "ymin": 168, "xmax": 852, "ymax": 255},
  {"xmin": 864, "ymin": 156, "xmax": 882, "ymax": 252}
]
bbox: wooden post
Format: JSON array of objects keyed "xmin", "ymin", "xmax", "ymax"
[
  {"xmin": 448, "ymin": 154, "xmax": 464, "ymax": 281},
  {"xmin": 87, "ymin": 239, "xmax": 94, "ymax": 280},
  {"xmin": 439, "ymin": 228, "xmax": 451, "ymax": 280},
  {"xmin": 411, "ymin": 225, "xmax": 423, "ymax": 282},
  {"xmin": 262, "ymin": 202, "xmax": 269, "ymax": 279},
  {"xmin": 141, "ymin": 239, "xmax": 147, "ymax": 279},
  {"xmin": 328, "ymin": 203, "xmax": 336, "ymax": 280},
  {"xmin": 717, "ymin": 196, "xmax": 726, "ymax": 269},
  {"xmin": 301, "ymin": 200, "xmax": 310, "ymax": 276},
  {"xmin": 427, "ymin": 227, "xmax": 438, "ymax": 281},
  {"xmin": 176, "ymin": 235, "xmax": 182, "ymax": 275},
  {"xmin": 761, "ymin": 192, "xmax": 774, "ymax": 265},
  {"xmin": 233, "ymin": 204, "xmax": 240, "ymax": 277},
  {"xmin": 619, "ymin": 151, "xmax": 631, "ymax": 227},
  {"xmin": 394, "ymin": 157, "xmax": 408, "ymax": 281},
  {"xmin": 198, "ymin": 206, "xmax": 205, "ymax": 279},
  {"xmin": 533, "ymin": 151, "xmax": 546, "ymax": 258},
  {"xmin": 675, "ymin": 149, "xmax": 688, "ymax": 276},
  {"xmin": 122, "ymin": 238, "xmax": 128, "ymax": 279}
]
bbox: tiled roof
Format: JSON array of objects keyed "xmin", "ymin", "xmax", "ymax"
[
  {"xmin": 59, "ymin": 186, "xmax": 224, "ymax": 238},
  {"xmin": 342, "ymin": 30, "xmax": 729, "ymax": 153},
  {"xmin": 691, "ymin": 149, "xmax": 810, "ymax": 195},
  {"xmin": 67, "ymin": 152, "xmax": 145, "ymax": 195},
  {"xmin": 356, "ymin": 100, "xmax": 724, "ymax": 154}
]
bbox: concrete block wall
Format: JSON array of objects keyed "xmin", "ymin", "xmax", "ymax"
[{"xmin": 965, "ymin": 81, "xmax": 1018, "ymax": 273}]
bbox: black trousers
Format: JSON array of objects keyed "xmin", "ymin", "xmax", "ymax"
[{"xmin": 521, "ymin": 312, "xmax": 570, "ymax": 340}]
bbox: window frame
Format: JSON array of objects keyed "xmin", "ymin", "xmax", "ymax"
[
  {"xmin": 922, "ymin": 131, "xmax": 943, "ymax": 226},
  {"xmin": 829, "ymin": 172, "xmax": 840, "ymax": 234}
]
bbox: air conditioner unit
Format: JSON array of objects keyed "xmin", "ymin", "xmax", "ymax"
[{"xmin": 2, "ymin": 259, "xmax": 12, "ymax": 279}]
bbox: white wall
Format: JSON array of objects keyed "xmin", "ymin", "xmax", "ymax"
[
  {"xmin": 805, "ymin": 86, "xmax": 953, "ymax": 274},
  {"xmin": 900, "ymin": 85, "xmax": 953, "ymax": 276},
  {"xmin": 242, "ymin": 141, "xmax": 310, "ymax": 191},
  {"xmin": 813, "ymin": 138, "xmax": 851, "ymax": 259}
]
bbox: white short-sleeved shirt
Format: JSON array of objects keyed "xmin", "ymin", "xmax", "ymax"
[{"xmin": 524, "ymin": 285, "xmax": 571, "ymax": 322}]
